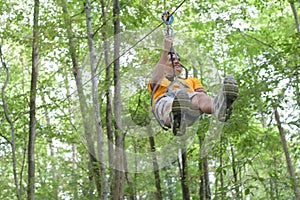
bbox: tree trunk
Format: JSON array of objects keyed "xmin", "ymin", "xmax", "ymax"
[
  {"xmin": 230, "ymin": 145, "xmax": 239, "ymax": 198},
  {"xmin": 148, "ymin": 127, "xmax": 163, "ymax": 200},
  {"xmin": 199, "ymin": 132, "xmax": 211, "ymax": 199},
  {"xmin": 124, "ymin": 139, "xmax": 135, "ymax": 200},
  {"xmin": 219, "ymin": 136, "xmax": 224, "ymax": 199},
  {"xmin": 27, "ymin": 0, "xmax": 39, "ymax": 199},
  {"xmin": 203, "ymin": 156, "xmax": 211, "ymax": 199},
  {"xmin": 178, "ymin": 148, "xmax": 190, "ymax": 200},
  {"xmin": 60, "ymin": 0, "xmax": 98, "ymax": 198},
  {"xmin": 85, "ymin": 1, "xmax": 108, "ymax": 199},
  {"xmin": 290, "ymin": 1, "xmax": 300, "ymax": 41},
  {"xmin": 113, "ymin": 134, "xmax": 125, "ymax": 200},
  {"xmin": 198, "ymin": 133, "xmax": 205, "ymax": 200},
  {"xmin": 99, "ymin": 0, "xmax": 114, "ymax": 172},
  {"xmin": 290, "ymin": 1, "xmax": 300, "ymax": 107},
  {"xmin": 199, "ymin": 160, "xmax": 204, "ymax": 200},
  {"xmin": 274, "ymin": 107, "xmax": 300, "ymax": 200},
  {"xmin": 99, "ymin": 0, "xmax": 114, "ymax": 197},
  {"xmin": 113, "ymin": 0, "xmax": 125, "ymax": 199},
  {"xmin": 0, "ymin": 46, "xmax": 21, "ymax": 200}
]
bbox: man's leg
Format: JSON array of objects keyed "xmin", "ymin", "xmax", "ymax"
[
  {"xmin": 190, "ymin": 92, "xmax": 214, "ymax": 114},
  {"xmin": 154, "ymin": 96, "xmax": 173, "ymax": 127},
  {"xmin": 190, "ymin": 76, "xmax": 238, "ymax": 122}
]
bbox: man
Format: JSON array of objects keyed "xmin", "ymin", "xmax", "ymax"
[{"xmin": 148, "ymin": 36, "xmax": 238, "ymax": 131}]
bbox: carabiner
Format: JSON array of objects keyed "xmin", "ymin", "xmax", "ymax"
[{"xmin": 163, "ymin": 27, "xmax": 173, "ymax": 37}]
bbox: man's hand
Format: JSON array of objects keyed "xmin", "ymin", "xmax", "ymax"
[
  {"xmin": 163, "ymin": 36, "xmax": 173, "ymax": 52},
  {"xmin": 149, "ymin": 36, "xmax": 174, "ymax": 89}
]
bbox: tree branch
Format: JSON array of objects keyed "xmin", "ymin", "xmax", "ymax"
[{"xmin": 290, "ymin": 1, "xmax": 300, "ymax": 41}]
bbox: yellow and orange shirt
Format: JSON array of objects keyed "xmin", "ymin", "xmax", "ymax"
[{"xmin": 148, "ymin": 77, "xmax": 205, "ymax": 103}]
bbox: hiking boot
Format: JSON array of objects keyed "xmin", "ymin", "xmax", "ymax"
[
  {"xmin": 214, "ymin": 76, "xmax": 238, "ymax": 122},
  {"xmin": 171, "ymin": 90, "xmax": 190, "ymax": 135}
]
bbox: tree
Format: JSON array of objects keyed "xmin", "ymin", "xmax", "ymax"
[
  {"xmin": 112, "ymin": 0, "xmax": 125, "ymax": 199},
  {"xmin": 178, "ymin": 147, "xmax": 190, "ymax": 200},
  {"xmin": 60, "ymin": 0, "xmax": 100, "ymax": 198},
  {"xmin": 27, "ymin": 0, "xmax": 39, "ymax": 198},
  {"xmin": 274, "ymin": 107, "xmax": 300, "ymax": 200},
  {"xmin": 0, "ymin": 46, "xmax": 21, "ymax": 200},
  {"xmin": 100, "ymin": 0, "xmax": 114, "ymax": 175},
  {"xmin": 84, "ymin": 1, "xmax": 108, "ymax": 198},
  {"xmin": 148, "ymin": 127, "xmax": 163, "ymax": 200}
]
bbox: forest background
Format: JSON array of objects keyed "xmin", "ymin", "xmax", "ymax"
[{"xmin": 0, "ymin": 0, "xmax": 299, "ymax": 199}]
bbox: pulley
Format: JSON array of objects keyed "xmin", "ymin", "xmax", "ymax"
[
  {"xmin": 161, "ymin": 11, "xmax": 174, "ymax": 25},
  {"xmin": 162, "ymin": 11, "xmax": 174, "ymax": 37}
]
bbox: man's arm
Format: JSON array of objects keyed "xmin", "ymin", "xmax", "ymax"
[
  {"xmin": 149, "ymin": 36, "xmax": 173, "ymax": 89},
  {"xmin": 191, "ymin": 78, "xmax": 207, "ymax": 93}
]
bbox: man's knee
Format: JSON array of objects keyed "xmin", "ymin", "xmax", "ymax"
[
  {"xmin": 155, "ymin": 97, "xmax": 173, "ymax": 125},
  {"xmin": 191, "ymin": 92, "xmax": 206, "ymax": 109},
  {"xmin": 191, "ymin": 92, "xmax": 213, "ymax": 113}
]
